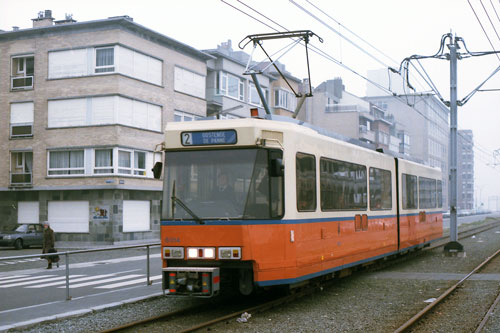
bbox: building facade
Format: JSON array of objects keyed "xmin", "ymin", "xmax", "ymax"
[
  {"xmin": 365, "ymin": 94, "xmax": 450, "ymax": 206},
  {"xmin": 1, "ymin": 11, "xmax": 211, "ymax": 245},
  {"xmin": 457, "ymin": 130, "xmax": 474, "ymax": 210},
  {"xmin": 306, "ymin": 78, "xmax": 402, "ymax": 155}
]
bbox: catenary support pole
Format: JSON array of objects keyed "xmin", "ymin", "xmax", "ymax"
[{"xmin": 445, "ymin": 35, "xmax": 464, "ymax": 253}]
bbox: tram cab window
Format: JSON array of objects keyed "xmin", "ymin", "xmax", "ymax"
[
  {"xmin": 163, "ymin": 148, "xmax": 283, "ymax": 220},
  {"xmin": 369, "ymin": 167, "xmax": 392, "ymax": 210},
  {"xmin": 402, "ymin": 174, "xmax": 418, "ymax": 209},
  {"xmin": 296, "ymin": 153, "xmax": 316, "ymax": 211}
]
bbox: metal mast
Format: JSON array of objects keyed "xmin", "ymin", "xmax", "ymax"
[{"xmin": 444, "ymin": 35, "xmax": 463, "ymax": 253}]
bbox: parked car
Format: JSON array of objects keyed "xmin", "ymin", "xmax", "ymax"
[{"xmin": 0, "ymin": 224, "xmax": 43, "ymax": 250}]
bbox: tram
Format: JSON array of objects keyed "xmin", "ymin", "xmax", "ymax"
[{"xmin": 155, "ymin": 114, "xmax": 443, "ymax": 297}]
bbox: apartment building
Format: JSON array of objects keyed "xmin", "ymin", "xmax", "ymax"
[
  {"xmin": 306, "ymin": 78, "xmax": 403, "ymax": 154},
  {"xmin": 457, "ymin": 130, "xmax": 474, "ymax": 210},
  {"xmin": 365, "ymin": 94, "xmax": 449, "ymax": 206},
  {"xmin": 0, "ymin": 11, "xmax": 211, "ymax": 244}
]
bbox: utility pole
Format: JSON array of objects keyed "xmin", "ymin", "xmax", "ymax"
[
  {"xmin": 444, "ymin": 35, "xmax": 463, "ymax": 253},
  {"xmin": 394, "ymin": 33, "xmax": 500, "ymax": 253}
]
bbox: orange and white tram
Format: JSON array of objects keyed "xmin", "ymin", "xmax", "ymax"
[{"xmin": 157, "ymin": 116, "xmax": 443, "ymax": 297}]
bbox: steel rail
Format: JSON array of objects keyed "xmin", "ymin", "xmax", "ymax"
[
  {"xmin": 475, "ymin": 287, "xmax": 500, "ymax": 332},
  {"xmin": 99, "ymin": 220, "xmax": 500, "ymax": 333},
  {"xmin": 99, "ymin": 304, "xmax": 208, "ymax": 333},
  {"xmin": 394, "ymin": 238, "xmax": 500, "ymax": 332}
]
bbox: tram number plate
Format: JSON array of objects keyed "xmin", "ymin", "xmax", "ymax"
[{"xmin": 181, "ymin": 130, "xmax": 237, "ymax": 146}]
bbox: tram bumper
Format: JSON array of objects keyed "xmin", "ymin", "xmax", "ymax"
[{"xmin": 163, "ymin": 267, "xmax": 220, "ymax": 297}]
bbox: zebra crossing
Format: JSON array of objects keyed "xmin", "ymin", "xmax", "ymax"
[
  {"xmin": 0, "ymin": 272, "xmax": 162, "ymax": 290},
  {"xmin": 0, "ymin": 258, "xmax": 44, "ymax": 266}
]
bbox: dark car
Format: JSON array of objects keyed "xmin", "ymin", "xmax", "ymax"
[{"xmin": 0, "ymin": 224, "xmax": 43, "ymax": 250}]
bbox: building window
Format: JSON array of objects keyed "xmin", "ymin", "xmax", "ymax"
[
  {"xmin": 117, "ymin": 149, "xmax": 147, "ymax": 176},
  {"xmin": 174, "ymin": 66, "xmax": 206, "ymax": 99},
  {"xmin": 11, "ymin": 55, "xmax": 34, "ymax": 90},
  {"xmin": 49, "ymin": 46, "xmax": 162, "ymax": 85},
  {"xmin": 174, "ymin": 110, "xmax": 201, "ymax": 122},
  {"xmin": 48, "ymin": 150, "xmax": 84, "ymax": 175},
  {"xmin": 94, "ymin": 149, "xmax": 114, "ymax": 174},
  {"xmin": 218, "ymin": 72, "xmax": 244, "ymax": 100},
  {"xmin": 249, "ymin": 83, "xmax": 264, "ymax": 106},
  {"xmin": 296, "ymin": 153, "xmax": 316, "ymax": 211},
  {"xmin": 274, "ymin": 89, "xmax": 297, "ymax": 111},
  {"xmin": 95, "ymin": 47, "xmax": 115, "ymax": 73},
  {"xmin": 10, "ymin": 102, "xmax": 34, "ymax": 138},
  {"xmin": 48, "ymin": 95, "xmax": 162, "ymax": 132},
  {"xmin": 10, "ymin": 151, "xmax": 33, "ymax": 185}
]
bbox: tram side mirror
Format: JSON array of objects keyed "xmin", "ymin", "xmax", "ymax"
[
  {"xmin": 152, "ymin": 162, "xmax": 163, "ymax": 179},
  {"xmin": 270, "ymin": 158, "xmax": 284, "ymax": 177}
]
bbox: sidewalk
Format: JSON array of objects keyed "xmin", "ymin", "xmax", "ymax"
[{"xmin": 0, "ymin": 255, "xmax": 163, "ymax": 332}]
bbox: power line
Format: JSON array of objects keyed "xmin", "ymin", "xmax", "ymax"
[
  {"xmin": 480, "ymin": 0, "xmax": 500, "ymax": 42},
  {"xmin": 468, "ymin": 0, "xmax": 500, "ymax": 61},
  {"xmin": 220, "ymin": 0, "xmax": 500, "ymax": 172}
]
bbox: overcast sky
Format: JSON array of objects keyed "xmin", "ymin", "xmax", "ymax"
[{"xmin": 2, "ymin": 0, "xmax": 500, "ymax": 208}]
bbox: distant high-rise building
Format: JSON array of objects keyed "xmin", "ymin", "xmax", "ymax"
[{"xmin": 457, "ymin": 130, "xmax": 474, "ymax": 209}]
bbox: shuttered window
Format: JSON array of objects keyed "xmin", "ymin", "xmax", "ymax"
[
  {"xmin": 48, "ymin": 201, "xmax": 89, "ymax": 233},
  {"xmin": 123, "ymin": 200, "xmax": 150, "ymax": 232}
]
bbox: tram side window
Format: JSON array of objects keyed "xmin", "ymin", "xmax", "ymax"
[
  {"xmin": 437, "ymin": 180, "xmax": 443, "ymax": 208},
  {"xmin": 419, "ymin": 177, "xmax": 437, "ymax": 209},
  {"xmin": 296, "ymin": 153, "xmax": 316, "ymax": 211},
  {"xmin": 402, "ymin": 173, "xmax": 418, "ymax": 209},
  {"xmin": 320, "ymin": 158, "xmax": 367, "ymax": 211},
  {"xmin": 369, "ymin": 167, "xmax": 392, "ymax": 210}
]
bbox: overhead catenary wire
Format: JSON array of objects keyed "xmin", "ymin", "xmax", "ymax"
[
  {"xmin": 467, "ymin": 0, "xmax": 500, "ymax": 62},
  {"xmin": 220, "ymin": 0, "xmax": 500, "ymax": 172}
]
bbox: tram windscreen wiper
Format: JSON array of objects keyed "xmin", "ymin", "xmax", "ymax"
[{"xmin": 171, "ymin": 181, "xmax": 204, "ymax": 224}]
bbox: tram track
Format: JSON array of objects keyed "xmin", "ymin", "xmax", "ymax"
[
  {"xmin": 101, "ymin": 219, "xmax": 500, "ymax": 333},
  {"xmin": 394, "ymin": 219, "xmax": 500, "ymax": 332}
]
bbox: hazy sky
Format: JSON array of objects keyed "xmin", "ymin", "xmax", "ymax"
[{"xmin": 2, "ymin": 0, "xmax": 500, "ymax": 207}]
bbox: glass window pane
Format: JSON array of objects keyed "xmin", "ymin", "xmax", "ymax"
[
  {"xmin": 402, "ymin": 174, "xmax": 418, "ymax": 209},
  {"xmin": 296, "ymin": 153, "xmax": 316, "ymax": 211},
  {"xmin": 320, "ymin": 158, "xmax": 367, "ymax": 210},
  {"xmin": 369, "ymin": 167, "xmax": 392, "ymax": 210}
]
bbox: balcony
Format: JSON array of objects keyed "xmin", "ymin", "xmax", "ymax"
[
  {"xmin": 10, "ymin": 172, "xmax": 32, "ymax": 187},
  {"xmin": 11, "ymin": 76, "xmax": 34, "ymax": 90}
]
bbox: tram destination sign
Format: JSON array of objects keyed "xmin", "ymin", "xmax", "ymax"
[{"xmin": 181, "ymin": 130, "xmax": 237, "ymax": 146}]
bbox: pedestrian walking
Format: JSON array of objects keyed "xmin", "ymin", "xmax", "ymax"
[{"xmin": 42, "ymin": 222, "xmax": 58, "ymax": 269}]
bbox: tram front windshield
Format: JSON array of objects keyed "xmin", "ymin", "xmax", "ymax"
[{"xmin": 164, "ymin": 148, "xmax": 283, "ymax": 220}]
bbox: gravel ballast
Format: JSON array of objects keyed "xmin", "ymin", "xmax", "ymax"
[{"xmin": 12, "ymin": 219, "xmax": 500, "ymax": 333}]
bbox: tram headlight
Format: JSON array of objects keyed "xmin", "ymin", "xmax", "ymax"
[
  {"xmin": 218, "ymin": 247, "xmax": 241, "ymax": 259},
  {"xmin": 187, "ymin": 247, "xmax": 216, "ymax": 259},
  {"xmin": 164, "ymin": 247, "xmax": 184, "ymax": 259}
]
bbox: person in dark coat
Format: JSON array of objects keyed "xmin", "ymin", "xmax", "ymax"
[{"xmin": 42, "ymin": 222, "xmax": 56, "ymax": 269}]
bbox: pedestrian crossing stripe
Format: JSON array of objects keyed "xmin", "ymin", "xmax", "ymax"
[
  {"xmin": 96, "ymin": 275, "xmax": 162, "ymax": 289},
  {"xmin": 0, "ymin": 273, "xmax": 162, "ymax": 290}
]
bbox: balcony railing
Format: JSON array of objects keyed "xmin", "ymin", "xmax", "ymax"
[
  {"xmin": 11, "ymin": 76, "xmax": 34, "ymax": 90},
  {"xmin": 10, "ymin": 172, "xmax": 32, "ymax": 186}
]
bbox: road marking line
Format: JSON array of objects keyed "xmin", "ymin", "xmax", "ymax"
[
  {"xmin": 0, "ymin": 275, "xmax": 28, "ymax": 281},
  {"xmin": 0, "ymin": 275, "xmax": 84, "ymax": 288},
  {"xmin": 25, "ymin": 274, "xmax": 119, "ymax": 288},
  {"xmin": 96, "ymin": 275, "xmax": 162, "ymax": 289},
  {"xmin": 0, "ymin": 275, "xmax": 55, "ymax": 285},
  {"xmin": 60, "ymin": 274, "xmax": 143, "ymax": 288}
]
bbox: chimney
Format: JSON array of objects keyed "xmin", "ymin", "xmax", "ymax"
[
  {"xmin": 32, "ymin": 10, "xmax": 55, "ymax": 28},
  {"xmin": 55, "ymin": 13, "xmax": 77, "ymax": 25}
]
